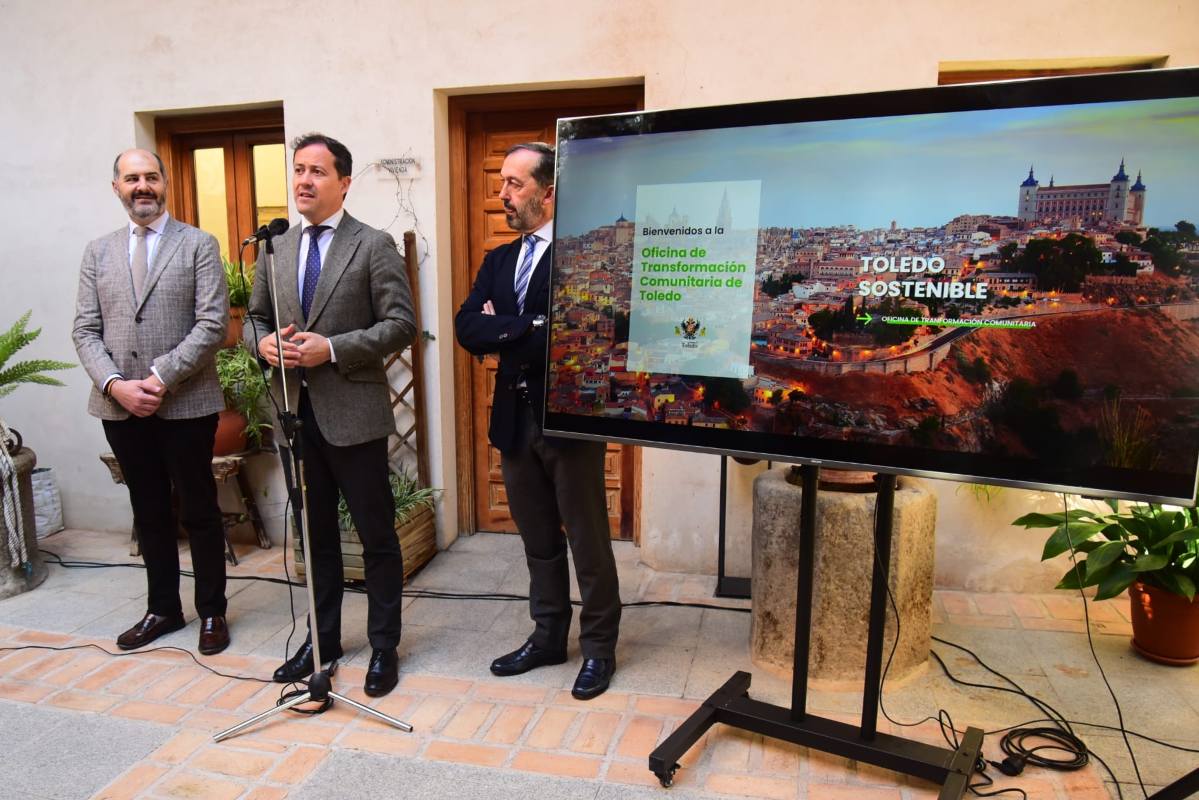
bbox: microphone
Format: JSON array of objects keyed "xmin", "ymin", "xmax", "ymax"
[{"xmin": 240, "ymin": 217, "xmax": 290, "ymax": 246}]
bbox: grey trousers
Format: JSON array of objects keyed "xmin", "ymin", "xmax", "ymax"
[{"xmin": 501, "ymin": 403, "xmax": 621, "ymax": 659}]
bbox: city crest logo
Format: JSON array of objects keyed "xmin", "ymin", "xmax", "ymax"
[{"xmin": 676, "ymin": 317, "xmax": 706, "ymax": 348}]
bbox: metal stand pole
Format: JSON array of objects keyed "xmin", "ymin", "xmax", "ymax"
[
  {"xmin": 1145, "ymin": 767, "xmax": 1199, "ymax": 800},
  {"xmin": 214, "ymin": 232, "xmax": 411, "ymax": 742},
  {"xmin": 715, "ymin": 456, "xmax": 750, "ymax": 599}
]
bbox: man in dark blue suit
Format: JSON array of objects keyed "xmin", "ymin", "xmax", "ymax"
[{"xmin": 454, "ymin": 142, "xmax": 620, "ymax": 700}]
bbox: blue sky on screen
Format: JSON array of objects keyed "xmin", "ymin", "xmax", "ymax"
[{"xmin": 555, "ymin": 97, "xmax": 1199, "ymax": 235}]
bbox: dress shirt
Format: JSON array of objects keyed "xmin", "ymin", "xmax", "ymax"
[
  {"xmin": 126, "ymin": 211, "xmax": 169, "ymax": 266},
  {"xmin": 296, "ymin": 208, "xmax": 345, "ymax": 362},
  {"xmin": 513, "ymin": 218, "xmax": 554, "ymax": 297},
  {"xmin": 512, "ymin": 218, "xmax": 553, "ymax": 390},
  {"xmin": 104, "ymin": 212, "xmax": 171, "ymax": 395}
]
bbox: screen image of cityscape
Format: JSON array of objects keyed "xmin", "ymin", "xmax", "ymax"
[
  {"xmin": 549, "ymin": 93, "xmax": 1199, "ymax": 499},
  {"xmin": 556, "ymin": 97, "xmax": 1199, "ymax": 234}
]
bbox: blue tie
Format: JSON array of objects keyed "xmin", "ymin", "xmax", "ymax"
[
  {"xmin": 514, "ymin": 234, "xmax": 538, "ymax": 314},
  {"xmin": 301, "ymin": 225, "xmax": 328, "ymax": 319}
]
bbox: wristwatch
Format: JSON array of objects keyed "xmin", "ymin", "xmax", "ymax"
[{"xmin": 531, "ymin": 315, "xmax": 547, "ymax": 329}]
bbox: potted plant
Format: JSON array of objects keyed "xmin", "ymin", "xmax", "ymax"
[
  {"xmin": 0, "ymin": 311, "xmax": 74, "ymax": 413},
  {"xmin": 1014, "ymin": 500, "xmax": 1199, "ymax": 665},
  {"xmin": 223, "ymin": 258, "xmax": 255, "ymax": 348},
  {"xmin": 214, "ymin": 343, "xmax": 270, "ymax": 455},
  {"xmin": 0, "ymin": 310, "xmax": 73, "ymax": 599},
  {"xmin": 295, "ymin": 469, "xmax": 440, "ymax": 581}
]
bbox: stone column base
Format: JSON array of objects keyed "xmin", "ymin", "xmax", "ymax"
[
  {"xmin": 1, "ymin": 448, "xmax": 49, "ymax": 600},
  {"xmin": 751, "ymin": 469, "xmax": 936, "ymax": 684}
]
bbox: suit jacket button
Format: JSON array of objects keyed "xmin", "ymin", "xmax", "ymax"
[
  {"xmin": 131, "ymin": 351, "xmax": 138, "ymax": 358},
  {"xmin": 135, "ymin": 315, "xmax": 143, "ymax": 323}
]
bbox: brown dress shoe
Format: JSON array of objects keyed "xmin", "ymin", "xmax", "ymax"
[
  {"xmin": 198, "ymin": 616, "xmax": 230, "ymax": 656},
  {"xmin": 116, "ymin": 612, "xmax": 186, "ymax": 650}
]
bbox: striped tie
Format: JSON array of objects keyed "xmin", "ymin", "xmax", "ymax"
[{"xmin": 514, "ymin": 234, "xmax": 538, "ymax": 314}]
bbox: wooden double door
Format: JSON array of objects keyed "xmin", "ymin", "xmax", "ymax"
[{"xmin": 450, "ymin": 86, "xmax": 643, "ymax": 539}]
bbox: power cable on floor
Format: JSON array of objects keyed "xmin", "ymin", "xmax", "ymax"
[
  {"xmin": 25, "ymin": 537, "xmax": 1190, "ymax": 794},
  {"xmin": 37, "ymin": 548, "xmax": 752, "ymax": 613}
]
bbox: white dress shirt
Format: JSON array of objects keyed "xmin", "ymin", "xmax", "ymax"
[
  {"xmin": 127, "ymin": 211, "xmax": 170, "ymax": 266},
  {"xmin": 104, "ymin": 212, "xmax": 171, "ymax": 394},
  {"xmin": 514, "ymin": 218, "xmax": 554, "ymax": 298},
  {"xmin": 296, "ymin": 208, "xmax": 345, "ymax": 362}
]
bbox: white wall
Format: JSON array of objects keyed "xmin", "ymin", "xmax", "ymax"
[{"xmin": 2, "ymin": 0, "xmax": 1196, "ymax": 587}]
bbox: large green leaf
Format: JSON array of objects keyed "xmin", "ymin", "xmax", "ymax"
[
  {"xmin": 1014, "ymin": 512, "xmax": 1068, "ymax": 528},
  {"xmin": 1120, "ymin": 514, "xmax": 1155, "ymax": 540},
  {"xmin": 1157, "ymin": 526, "xmax": 1199, "ymax": 547},
  {"xmin": 1131, "ymin": 553, "xmax": 1169, "ymax": 573},
  {"xmin": 1014, "ymin": 509, "xmax": 1100, "ymax": 528},
  {"xmin": 1099, "ymin": 522, "xmax": 1126, "ymax": 542},
  {"xmin": 1086, "ymin": 541, "xmax": 1129, "ymax": 580},
  {"xmin": 1055, "ymin": 564, "xmax": 1089, "ymax": 591},
  {"xmin": 1041, "ymin": 522, "xmax": 1107, "ymax": 560},
  {"xmin": 1155, "ymin": 571, "xmax": 1197, "ymax": 601},
  {"xmin": 1094, "ymin": 564, "xmax": 1137, "ymax": 601}
]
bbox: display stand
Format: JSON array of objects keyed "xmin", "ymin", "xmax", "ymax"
[
  {"xmin": 1147, "ymin": 766, "xmax": 1199, "ymax": 799},
  {"xmin": 649, "ymin": 465, "xmax": 983, "ymax": 797}
]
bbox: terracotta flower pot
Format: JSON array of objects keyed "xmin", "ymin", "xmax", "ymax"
[
  {"xmin": 214, "ymin": 408, "xmax": 248, "ymax": 456},
  {"xmin": 1129, "ymin": 580, "xmax": 1199, "ymax": 666},
  {"xmin": 223, "ymin": 307, "xmax": 246, "ymax": 349}
]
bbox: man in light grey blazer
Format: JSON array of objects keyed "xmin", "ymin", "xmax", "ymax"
[
  {"xmin": 73, "ymin": 149, "xmax": 231, "ymax": 655},
  {"xmin": 246, "ymin": 133, "xmax": 415, "ymax": 697}
]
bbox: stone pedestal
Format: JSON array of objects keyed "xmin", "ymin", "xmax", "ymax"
[
  {"xmin": 1, "ymin": 448, "xmax": 49, "ymax": 599},
  {"xmin": 751, "ymin": 469, "xmax": 936, "ymax": 682}
]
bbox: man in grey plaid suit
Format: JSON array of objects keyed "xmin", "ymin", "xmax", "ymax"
[{"xmin": 73, "ymin": 149, "xmax": 231, "ymax": 656}]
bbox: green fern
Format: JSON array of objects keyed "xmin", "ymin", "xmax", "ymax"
[{"xmin": 0, "ymin": 311, "xmax": 75, "ymax": 399}]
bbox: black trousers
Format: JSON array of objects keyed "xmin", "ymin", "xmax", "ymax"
[
  {"xmin": 287, "ymin": 389, "xmax": 404, "ymax": 652},
  {"xmin": 102, "ymin": 413, "xmax": 227, "ymax": 619},
  {"xmin": 501, "ymin": 402, "xmax": 620, "ymax": 659}
]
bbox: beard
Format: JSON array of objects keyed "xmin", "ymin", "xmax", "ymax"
[
  {"xmin": 503, "ymin": 192, "xmax": 546, "ymax": 233},
  {"xmin": 123, "ymin": 191, "xmax": 165, "ymax": 222}
]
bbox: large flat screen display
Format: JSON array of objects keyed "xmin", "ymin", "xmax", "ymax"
[{"xmin": 544, "ymin": 68, "xmax": 1199, "ymax": 504}]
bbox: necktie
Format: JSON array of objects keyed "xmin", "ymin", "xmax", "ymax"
[
  {"xmin": 131, "ymin": 226, "xmax": 149, "ymax": 302},
  {"xmin": 301, "ymin": 225, "xmax": 328, "ymax": 319},
  {"xmin": 514, "ymin": 234, "xmax": 538, "ymax": 314}
]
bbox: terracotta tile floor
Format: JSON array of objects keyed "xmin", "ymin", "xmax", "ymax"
[{"xmin": 0, "ymin": 528, "xmax": 1195, "ymax": 799}]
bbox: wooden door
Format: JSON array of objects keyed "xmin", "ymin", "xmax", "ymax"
[{"xmin": 451, "ymin": 87, "xmax": 643, "ymax": 538}]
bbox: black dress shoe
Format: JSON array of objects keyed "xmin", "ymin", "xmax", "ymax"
[
  {"xmin": 490, "ymin": 640, "xmax": 568, "ymax": 677},
  {"xmin": 272, "ymin": 639, "xmax": 343, "ymax": 683},
  {"xmin": 116, "ymin": 612, "xmax": 186, "ymax": 651},
  {"xmin": 571, "ymin": 657, "xmax": 615, "ymax": 700},
  {"xmin": 198, "ymin": 616, "xmax": 230, "ymax": 656},
  {"xmin": 364, "ymin": 647, "xmax": 399, "ymax": 697}
]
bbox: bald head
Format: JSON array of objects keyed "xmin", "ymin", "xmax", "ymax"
[
  {"xmin": 112, "ymin": 149, "xmax": 166, "ymax": 181},
  {"xmin": 112, "ymin": 149, "xmax": 168, "ymax": 224}
]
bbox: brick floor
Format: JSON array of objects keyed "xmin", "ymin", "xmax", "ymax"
[{"xmin": 0, "ymin": 530, "xmax": 1186, "ymax": 800}]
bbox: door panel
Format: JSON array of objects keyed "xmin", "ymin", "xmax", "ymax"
[{"xmin": 454, "ymin": 88, "xmax": 643, "ymax": 538}]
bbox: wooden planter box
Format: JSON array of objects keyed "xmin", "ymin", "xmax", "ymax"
[{"xmin": 294, "ymin": 505, "xmax": 436, "ymax": 582}]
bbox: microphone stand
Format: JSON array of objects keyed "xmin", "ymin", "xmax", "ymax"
[{"xmin": 214, "ymin": 230, "xmax": 412, "ymax": 742}]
